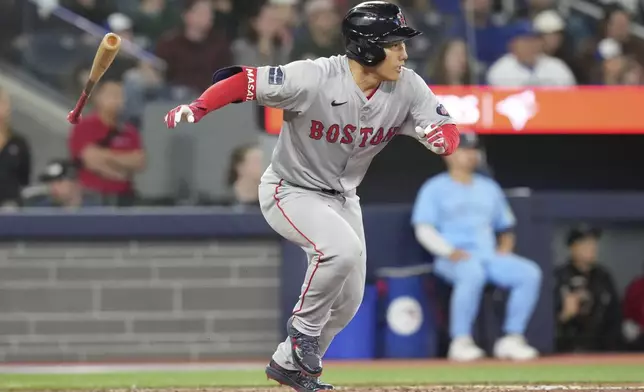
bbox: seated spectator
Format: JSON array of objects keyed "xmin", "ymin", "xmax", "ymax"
[
  {"xmin": 449, "ymin": 0, "xmax": 509, "ymax": 69},
  {"xmin": 269, "ymin": 0, "xmax": 300, "ymax": 33},
  {"xmin": 155, "ymin": 0, "xmax": 233, "ymax": 95},
  {"xmin": 533, "ymin": 10, "xmax": 587, "ymax": 84},
  {"xmin": 411, "ymin": 132, "xmax": 542, "ymax": 362},
  {"xmin": 590, "ymin": 38, "xmax": 638, "ymax": 85},
  {"xmin": 600, "ymin": 4, "xmax": 644, "ymax": 63},
  {"xmin": 486, "ymin": 21, "xmax": 576, "ymax": 86},
  {"xmin": 554, "ymin": 226, "xmax": 622, "ymax": 353},
  {"xmin": 289, "ymin": 0, "xmax": 344, "ymax": 61},
  {"xmin": 68, "ymin": 79, "xmax": 146, "ymax": 207},
  {"xmin": 515, "ymin": 0, "xmax": 593, "ymax": 57},
  {"xmin": 23, "ymin": 159, "xmax": 101, "ymax": 208},
  {"xmin": 423, "ymin": 39, "xmax": 478, "ymax": 85},
  {"xmin": 622, "ymin": 268, "xmax": 644, "ymax": 351},
  {"xmin": 129, "ymin": 0, "xmax": 181, "ymax": 50},
  {"xmin": 0, "ymin": 87, "xmax": 31, "ymax": 210},
  {"xmin": 232, "ymin": 3, "xmax": 292, "ymax": 66},
  {"xmin": 222, "ymin": 143, "xmax": 264, "ymax": 208},
  {"xmin": 212, "ymin": 0, "xmax": 239, "ymax": 41}
]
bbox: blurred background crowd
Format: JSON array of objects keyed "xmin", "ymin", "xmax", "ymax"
[
  {"xmin": 0, "ymin": 0, "xmax": 644, "ymax": 360},
  {"xmin": 0, "ymin": 0, "xmax": 643, "ymax": 210}
]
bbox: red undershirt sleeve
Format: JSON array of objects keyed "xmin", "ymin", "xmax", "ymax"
[{"xmin": 194, "ymin": 69, "xmax": 255, "ymax": 113}]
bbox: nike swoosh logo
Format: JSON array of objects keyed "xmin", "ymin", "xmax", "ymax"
[{"xmin": 331, "ymin": 100, "xmax": 347, "ymax": 107}]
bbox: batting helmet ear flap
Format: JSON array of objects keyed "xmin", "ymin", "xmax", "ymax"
[
  {"xmin": 360, "ymin": 39, "xmax": 387, "ymax": 67},
  {"xmin": 345, "ymin": 35, "xmax": 387, "ymax": 67}
]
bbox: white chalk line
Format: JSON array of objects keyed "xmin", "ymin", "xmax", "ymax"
[{"xmin": 0, "ymin": 362, "xmax": 265, "ymax": 374}]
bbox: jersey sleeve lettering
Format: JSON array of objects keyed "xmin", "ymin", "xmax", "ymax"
[{"xmin": 255, "ymin": 60, "xmax": 320, "ymax": 112}]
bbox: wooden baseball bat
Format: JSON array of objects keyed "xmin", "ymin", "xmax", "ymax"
[{"xmin": 67, "ymin": 33, "xmax": 122, "ymax": 124}]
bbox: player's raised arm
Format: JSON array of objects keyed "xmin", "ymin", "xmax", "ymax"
[
  {"xmin": 404, "ymin": 72, "xmax": 460, "ymax": 155},
  {"xmin": 164, "ymin": 60, "xmax": 320, "ymax": 129}
]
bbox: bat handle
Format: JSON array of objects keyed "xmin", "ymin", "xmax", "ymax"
[{"xmin": 67, "ymin": 92, "xmax": 90, "ymax": 124}]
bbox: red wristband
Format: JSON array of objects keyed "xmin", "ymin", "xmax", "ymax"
[{"xmin": 438, "ymin": 124, "xmax": 460, "ymax": 155}]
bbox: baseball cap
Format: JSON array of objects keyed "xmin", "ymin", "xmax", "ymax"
[
  {"xmin": 507, "ymin": 20, "xmax": 539, "ymax": 41},
  {"xmin": 566, "ymin": 225, "xmax": 602, "ymax": 246},
  {"xmin": 458, "ymin": 131, "xmax": 481, "ymax": 149},
  {"xmin": 305, "ymin": 0, "xmax": 335, "ymax": 16},
  {"xmin": 107, "ymin": 13, "xmax": 133, "ymax": 33},
  {"xmin": 38, "ymin": 159, "xmax": 77, "ymax": 183},
  {"xmin": 597, "ymin": 38, "xmax": 623, "ymax": 61},
  {"xmin": 533, "ymin": 10, "xmax": 565, "ymax": 34}
]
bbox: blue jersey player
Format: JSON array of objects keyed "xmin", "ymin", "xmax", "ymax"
[{"xmin": 411, "ymin": 132, "xmax": 542, "ymax": 361}]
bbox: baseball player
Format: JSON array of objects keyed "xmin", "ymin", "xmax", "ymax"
[
  {"xmin": 411, "ymin": 133, "xmax": 542, "ymax": 362},
  {"xmin": 164, "ymin": 2, "xmax": 460, "ymax": 391}
]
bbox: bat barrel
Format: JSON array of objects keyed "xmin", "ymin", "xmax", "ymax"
[{"xmin": 103, "ymin": 33, "xmax": 121, "ymax": 50}]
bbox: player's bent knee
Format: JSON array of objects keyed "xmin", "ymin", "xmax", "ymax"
[
  {"xmin": 326, "ymin": 238, "xmax": 364, "ymax": 272},
  {"xmin": 523, "ymin": 261, "xmax": 542, "ymax": 286},
  {"xmin": 455, "ymin": 262, "xmax": 486, "ymax": 287}
]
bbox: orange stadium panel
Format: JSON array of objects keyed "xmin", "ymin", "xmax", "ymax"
[{"xmin": 264, "ymin": 86, "xmax": 644, "ymax": 134}]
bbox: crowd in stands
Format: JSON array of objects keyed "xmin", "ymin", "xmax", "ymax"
[
  {"xmin": 2, "ymin": 0, "xmax": 644, "ymax": 95},
  {"xmin": 0, "ymin": 0, "xmax": 643, "ymax": 206},
  {"xmin": 0, "ymin": 0, "xmax": 643, "ymax": 207}
]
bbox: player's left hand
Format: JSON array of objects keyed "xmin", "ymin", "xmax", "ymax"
[
  {"xmin": 164, "ymin": 102, "xmax": 207, "ymax": 129},
  {"xmin": 416, "ymin": 123, "xmax": 448, "ymax": 155}
]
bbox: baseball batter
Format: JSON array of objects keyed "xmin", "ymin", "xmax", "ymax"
[{"xmin": 164, "ymin": 2, "xmax": 461, "ymax": 391}]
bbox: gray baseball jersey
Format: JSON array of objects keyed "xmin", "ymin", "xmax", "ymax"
[
  {"xmin": 250, "ymin": 54, "xmax": 455, "ymax": 192},
  {"xmin": 252, "ymin": 55, "xmax": 455, "ymax": 370}
]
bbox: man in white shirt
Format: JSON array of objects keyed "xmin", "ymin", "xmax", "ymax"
[{"xmin": 486, "ymin": 21, "xmax": 576, "ymax": 86}]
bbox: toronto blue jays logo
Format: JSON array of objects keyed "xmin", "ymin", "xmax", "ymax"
[{"xmin": 396, "ymin": 12, "xmax": 406, "ymax": 26}]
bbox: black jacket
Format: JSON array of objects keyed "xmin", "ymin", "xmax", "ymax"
[
  {"xmin": 554, "ymin": 261, "xmax": 623, "ymax": 353},
  {"xmin": 0, "ymin": 132, "xmax": 31, "ymax": 206}
]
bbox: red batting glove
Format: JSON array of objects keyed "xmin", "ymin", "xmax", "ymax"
[
  {"xmin": 416, "ymin": 124, "xmax": 447, "ymax": 155},
  {"xmin": 415, "ymin": 123, "xmax": 459, "ymax": 156},
  {"xmin": 164, "ymin": 101, "xmax": 208, "ymax": 129}
]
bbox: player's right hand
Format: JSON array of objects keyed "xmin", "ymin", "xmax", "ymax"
[
  {"xmin": 448, "ymin": 249, "xmax": 469, "ymax": 262},
  {"xmin": 164, "ymin": 102, "xmax": 207, "ymax": 129}
]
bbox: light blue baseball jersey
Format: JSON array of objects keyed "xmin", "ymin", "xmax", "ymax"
[{"xmin": 411, "ymin": 173, "xmax": 516, "ymax": 254}]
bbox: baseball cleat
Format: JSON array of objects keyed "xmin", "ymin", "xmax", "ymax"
[
  {"xmin": 448, "ymin": 336, "xmax": 485, "ymax": 362},
  {"xmin": 493, "ymin": 334, "xmax": 539, "ymax": 361},
  {"xmin": 287, "ymin": 317, "xmax": 323, "ymax": 377},
  {"xmin": 266, "ymin": 360, "xmax": 333, "ymax": 391}
]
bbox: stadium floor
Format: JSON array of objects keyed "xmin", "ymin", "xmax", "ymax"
[{"xmin": 0, "ymin": 354, "xmax": 642, "ymax": 392}]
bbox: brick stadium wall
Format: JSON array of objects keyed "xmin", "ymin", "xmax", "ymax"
[{"xmin": 0, "ymin": 240, "xmax": 281, "ymax": 362}]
